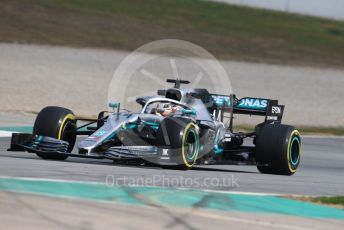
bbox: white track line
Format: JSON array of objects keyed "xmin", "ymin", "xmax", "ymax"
[{"xmin": 0, "ymin": 131, "xmax": 15, "ymax": 137}]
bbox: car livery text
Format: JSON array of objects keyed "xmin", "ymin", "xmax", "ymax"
[{"xmin": 236, "ymin": 98, "xmax": 268, "ymax": 110}]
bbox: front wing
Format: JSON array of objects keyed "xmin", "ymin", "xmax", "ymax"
[{"xmin": 9, "ymin": 134, "xmax": 183, "ymax": 165}]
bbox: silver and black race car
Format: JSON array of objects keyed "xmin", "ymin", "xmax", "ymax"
[{"xmin": 9, "ymin": 78, "xmax": 301, "ymax": 175}]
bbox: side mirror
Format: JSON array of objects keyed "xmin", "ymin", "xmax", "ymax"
[
  {"xmin": 109, "ymin": 102, "xmax": 120, "ymax": 118},
  {"xmin": 109, "ymin": 102, "xmax": 120, "ymax": 110}
]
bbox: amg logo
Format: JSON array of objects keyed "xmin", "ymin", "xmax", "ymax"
[{"xmin": 272, "ymin": 106, "xmax": 281, "ymax": 114}]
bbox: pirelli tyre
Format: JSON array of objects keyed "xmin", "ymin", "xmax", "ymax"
[
  {"xmin": 255, "ymin": 124, "xmax": 301, "ymax": 175},
  {"xmin": 156, "ymin": 117, "xmax": 199, "ymax": 169},
  {"xmin": 33, "ymin": 106, "xmax": 77, "ymax": 160}
]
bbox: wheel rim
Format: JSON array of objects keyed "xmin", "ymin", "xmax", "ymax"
[
  {"xmin": 289, "ymin": 136, "xmax": 300, "ymax": 166},
  {"xmin": 184, "ymin": 129, "xmax": 197, "ymax": 161}
]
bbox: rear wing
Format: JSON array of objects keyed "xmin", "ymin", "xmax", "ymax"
[
  {"xmin": 203, "ymin": 94, "xmax": 284, "ymax": 128},
  {"xmin": 234, "ymin": 97, "xmax": 284, "ymax": 123}
]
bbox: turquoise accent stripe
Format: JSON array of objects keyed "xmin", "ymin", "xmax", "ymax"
[
  {"xmin": 214, "ymin": 146, "xmax": 224, "ymax": 155},
  {"xmin": 0, "ymin": 177, "xmax": 343, "ymax": 220},
  {"xmin": 181, "ymin": 109, "xmax": 197, "ymax": 116},
  {"xmin": 0, "ymin": 126, "xmax": 33, "ymax": 133},
  {"xmin": 144, "ymin": 121, "xmax": 159, "ymax": 126},
  {"xmin": 214, "ymin": 144, "xmax": 224, "ymax": 155}
]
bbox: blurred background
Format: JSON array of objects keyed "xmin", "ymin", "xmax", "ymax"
[{"xmin": 0, "ymin": 0, "xmax": 343, "ymax": 132}]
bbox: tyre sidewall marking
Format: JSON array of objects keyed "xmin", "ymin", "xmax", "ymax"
[
  {"xmin": 286, "ymin": 130, "xmax": 301, "ymax": 173},
  {"xmin": 58, "ymin": 114, "xmax": 76, "ymax": 140}
]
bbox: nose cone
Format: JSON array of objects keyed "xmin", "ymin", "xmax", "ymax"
[{"xmin": 78, "ymin": 138, "xmax": 97, "ymax": 151}]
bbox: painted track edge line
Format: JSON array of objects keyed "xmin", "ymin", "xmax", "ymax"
[
  {"xmin": 0, "ymin": 175, "xmax": 283, "ymax": 196},
  {"xmin": 0, "ymin": 131, "xmax": 16, "ymax": 137},
  {"xmin": 0, "ymin": 190, "xmax": 314, "ymax": 230}
]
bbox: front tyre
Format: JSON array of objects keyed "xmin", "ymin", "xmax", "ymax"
[
  {"xmin": 255, "ymin": 124, "xmax": 301, "ymax": 175},
  {"xmin": 33, "ymin": 106, "xmax": 77, "ymax": 160},
  {"xmin": 156, "ymin": 117, "xmax": 199, "ymax": 169}
]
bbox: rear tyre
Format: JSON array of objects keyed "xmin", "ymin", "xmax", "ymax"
[
  {"xmin": 33, "ymin": 106, "xmax": 77, "ymax": 160},
  {"xmin": 156, "ymin": 117, "xmax": 199, "ymax": 169},
  {"xmin": 255, "ymin": 124, "xmax": 301, "ymax": 175}
]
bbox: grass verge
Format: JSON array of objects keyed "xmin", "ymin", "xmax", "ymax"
[
  {"xmin": 291, "ymin": 196, "xmax": 344, "ymax": 209},
  {"xmin": 1, "ymin": 0, "xmax": 344, "ymax": 67}
]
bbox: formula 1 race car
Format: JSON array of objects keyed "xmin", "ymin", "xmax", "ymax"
[{"xmin": 9, "ymin": 78, "xmax": 301, "ymax": 175}]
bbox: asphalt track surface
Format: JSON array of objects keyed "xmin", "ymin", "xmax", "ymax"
[
  {"xmin": 0, "ymin": 130, "xmax": 343, "ymax": 229},
  {"xmin": 0, "ymin": 136, "xmax": 343, "ymax": 196}
]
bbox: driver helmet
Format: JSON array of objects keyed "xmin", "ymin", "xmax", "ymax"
[{"xmin": 156, "ymin": 103, "xmax": 173, "ymax": 117}]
